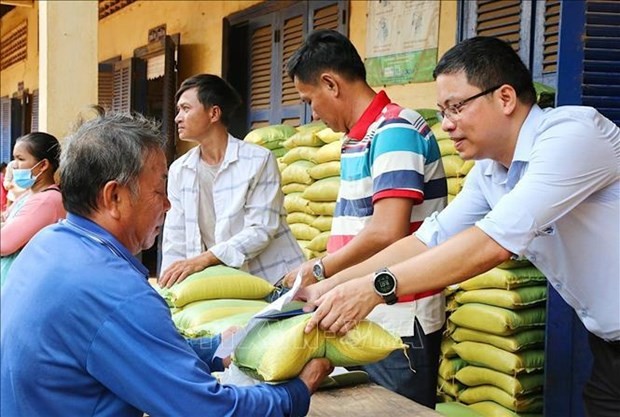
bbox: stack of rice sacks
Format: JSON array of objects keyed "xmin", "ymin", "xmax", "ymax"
[
  {"xmin": 244, "ymin": 124, "xmax": 298, "ymax": 159},
  {"xmin": 155, "ymin": 265, "xmax": 275, "ymax": 338},
  {"xmin": 438, "ymin": 261, "xmax": 548, "ymax": 417},
  {"xmin": 432, "ymin": 121, "xmax": 474, "ymax": 204},
  {"xmin": 277, "ymin": 121, "xmax": 343, "ymax": 260}
]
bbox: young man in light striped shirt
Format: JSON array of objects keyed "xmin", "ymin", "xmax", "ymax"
[{"xmin": 283, "ymin": 30, "xmax": 448, "ymax": 408}]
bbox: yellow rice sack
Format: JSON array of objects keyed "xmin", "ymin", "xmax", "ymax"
[
  {"xmin": 438, "ymin": 357, "xmax": 468, "ymax": 382},
  {"xmin": 468, "ymin": 401, "xmax": 543, "ymax": 417},
  {"xmin": 281, "ymin": 160, "xmax": 316, "ymax": 185},
  {"xmin": 449, "ymin": 303, "xmax": 546, "ymax": 336},
  {"xmin": 307, "ymin": 231, "xmax": 330, "ymax": 252},
  {"xmin": 286, "ymin": 212, "xmax": 316, "ymax": 225},
  {"xmin": 447, "ymin": 177, "xmax": 465, "ymax": 195},
  {"xmin": 161, "ymin": 265, "xmax": 275, "ymax": 308},
  {"xmin": 309, "ymin": 161, "xmax": 341, "ymax": 180},
  {"xmin": 290, "ymin": 223, "xmax": 321, "ymax": 241},
  {"xmin": 283, "ymin": 123, "xmax": 326, "ymax": 149},
  {"xmin": 497, "ymin": 259, "xmax": 533, "ymax": 270},
  {"xmin": 438, "ymin": 376, "xmax": 465, "ymax": 398},
  {"xmin": 310, "ymin": 215, "xmax": 333, "ymax": 232},
  {"xmin": 454, "ymin": 286, "xmax": 547, "ymax": 309},
  {"xmin": 431, "ymin": 122, "xmax": 450, "ymax": 141},
  {"xmin": 284, "ymin": 193, "xmax": 313, "ymax": 215},
  {"xmin": 453, "ymin": 341, "xmax": 545, "ymax": 375},
  {"xmin": 456, "ymin": 366, "xmax": 544, "ymax": 396},
  {"xmin": 314, "ymin": 140, "xmax": 342, "ymax": 164},
  {"xmin": 459, "ymin": 160, "xmax": 475, "ymax": 176},
  {"xmin": 180, "ymin": 311, "xmax": 256, "ymax": 339},
  {"xmin": 459, "ymin": 386, "xmax": 543, "ymax": 413},
  {"xmin": 435, "ymin": 402, "xmax": 485, "ymax": 417},
  {"xmin": 277, "ymin": 158, "xmax": 287, "ymax": 172},
  {"xmin": 442, "ymin": 155, "xmax": 466, "ymax": 178},
  {"xmin": 281, "ymin": 182, "xmax": 309, "ymax": 194},
  {"xmin": 316, "ymin": 127, "xmax": 344, "ymax": 144},
  {"xmin": 438, "ymin": 138, "xmax": 458, "ymax": 156},
  {"xmin": 441, "ymin": 336, "xmax": 459, "ymax": 358},
  {"xmin": 172, "ymin": 299, "xmax": 267, "ymax": 330},
  {"xmin": 281, "ymin": 146, "xmax": 320, "ymax": 165},
  {"xmin": 244, "ymin": 124, "xmax": 297, "ymax": 145},
  {"xmin": 233, "ymin": 313, "xmax": 405, "ymax": 381},
  {"xmin": 308, "ymin": 201, "xmax": 336, "ymax": 216},
  {"xmin": 450, "ymin": 327, "xmax": 545, "ymax": 353},
  {"xmin": 458, "ymin": 267, "xmax": 547, "ymax": 291},
  {"xmin": 302, "ymin": 176, "xmax": 340, "ymax": 202}
]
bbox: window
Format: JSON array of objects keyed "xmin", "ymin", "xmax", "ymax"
[
  {"xmin": 0, "ymin": 20, "xmax": 27, "ymax": 71},
  {"xmin": 225, "ymin": 1, "xmax": 349, "ymax": 133},
  {"xmin": 459, "ymin": 0, "xmax": 560, "ymax": 86}
]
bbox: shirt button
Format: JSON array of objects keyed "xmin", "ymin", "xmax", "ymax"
[
  {"xmin": 580, "ymin": 308, "xmax": 588, "ymax": 317},
  {"xmin": 528, "ymin": 255, "xmax": 537, "ymax": 262}
]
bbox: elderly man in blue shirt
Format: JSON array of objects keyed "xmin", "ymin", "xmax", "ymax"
[
  {"xmin": 0, "ymin": 112, "xmax": 332, "ymax": 417},
  {"xmin": 298, "ymin": 36, "xmax": 620, "ymax": 417}
]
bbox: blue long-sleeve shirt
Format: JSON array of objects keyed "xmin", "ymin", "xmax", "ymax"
[{"xmin": 1, "ymin": 213, "xmax": 310, "ymax": 417}]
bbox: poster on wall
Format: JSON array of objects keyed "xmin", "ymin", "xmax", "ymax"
[{"xmin": 365, "ymin": 0, "xmax": 439, "ymax": 86}]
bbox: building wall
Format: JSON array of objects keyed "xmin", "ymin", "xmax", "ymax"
[
  {"xmin": 0, "ymin": 0, "xmax": 458, "ymax": 135},
  {"xmin": 0, "ymin": 2, "xmax": 39, "ymax": 97}
]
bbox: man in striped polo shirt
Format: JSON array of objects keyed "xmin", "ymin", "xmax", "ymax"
[{"xmin": 284, "ymin": 29, "xmax": 447, "ymax": 408}]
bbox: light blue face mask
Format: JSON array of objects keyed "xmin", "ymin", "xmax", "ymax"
[{"xmin": 12, "ymin": 160, "xmax": 43, "ymax": 189}]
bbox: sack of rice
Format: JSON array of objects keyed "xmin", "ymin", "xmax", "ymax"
[
  {"xmin": 244, "ymin": 124, "xmax": 297, "ymax": 146},
  {"xmin": 281, "ymin": 160, "xmax": 316, "ymax": 185},
  {"xmin": 452, "ymin": 341, "xmax": 545, "ymax": 374},
  {"xmin": 302, "ymin": 176, "xmax": 340, "ymax": 202},
  {"xmin": 310, "ymin": 215, "xmax": 333, "ymax": 232},
  {"xmin": 233, "ymin": 313, "xmax": 405, "ymax": 381},
  {"xmin": 283, "ymin": 122, "xmax": 327, "ymax": 148},
  {"xmin": 282, "ymin": 182, "xmax": 309, "ymax": 194},
  {"xmin": 286, "ymin": 212, "xmax": 316, "ymax": 226},
  {"xmin": 454, "ymin": 286, "xmax": 547, "ymax": 309},
  {"xmin": 497, "ymin": 259, "xmax": 533, "ymax": 270},
  {"xmin": 468, "ymin": 400, "xmax": 543, "ymax": 417},
  {"xmin": 307, "ymin": 231, "xmax": 330, "ymax": 252},
  {"xmin": 450, "ymin": 327, "xmax": 544, "ymax": 353},
  {"xmin": 456, "ymin": 366, "xmax": 544, "ymax": 396},
  {"xmin": 458, "ymin": 267, "xmax": 547, "ymax": 291},
  {"xmin": 316, "ymin": 127, "xmax": 344, "ymax": 144},
  {"xmin": 281, "ymin": 146, "xmax": 320, "ymax": 165},
  {"xmin": 438, "ymin": 376, "xmax": 465, "ymax": 398},
  {"xmin": 172, "ymin": 299, "xmax": 267, "ymax": 330},
  {"xmin": 449, "ymin": 303, "xmax": 545, "ymax": 336},
  {"xmin": 442, "ymin": 155, "xmax": 466, "ymax": 177},
  {"xmin": 441, "ymin": 335, "xmax": 459, "ymax": 358},
  {"xmin": 447, "ymin": 177, "xmax": 465, "ymax": 195},
  {"xmin": 438, "ymin": 139, "xmax": 458, "ymax": 156},
  {"xmin": 308, "ymin": 201, "xmax": 336, "ymax": 216},
  {"xmin": 290, "ymin": 223, "xmax": 321, "ymax": 241},
  {"xmin": 180, "ymin": 311, "xmax": 256, "ymax": 338},
  {"xmin": 284, "ymin": 192, "xmax": 313, "ymax": 215},
  {"xmin": 459, "ymin": 386, "xmax": 543, "ymax": 413},
  {"xmin": 314, "ymin": 140, "xmax": 342, "ymax": 164},
  {"xmin": 161, "ymin": 265, "xmax": 275, "ymax": 308},
  {"xmin": 439, "ymin": 357, "xmax": 468, "ymax": 381},
  {"xmin": 432, "ymin": 122, "xmax": 450, "ymax": 141},
  {"xmin": 309, "ymin": 161, "xmax": 341, "ymax": 180}
]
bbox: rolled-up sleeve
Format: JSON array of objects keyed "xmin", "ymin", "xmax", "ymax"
[{"xmin": 476, "ymin": 112, "xmax": 619, "ymax": 256}]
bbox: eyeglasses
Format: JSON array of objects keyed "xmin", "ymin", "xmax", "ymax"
[{"xmin": 437, "ymin": 84, "xmax": 502, "ymax": 122}]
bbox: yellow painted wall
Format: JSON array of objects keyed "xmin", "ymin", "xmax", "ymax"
[
  {"xmin": 349, "ymin": 0, "xmax": 457, "ymax": 110},
  {"xmin": 98, "ymin": 0, "xmax": 262, "ymax": 81},
  {"xmin": 0, "ymin": 2, "xmax": 39, "ymax": 97}
]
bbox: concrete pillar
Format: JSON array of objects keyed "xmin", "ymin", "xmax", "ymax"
[{"xmin": 38, "ymin": 0, "xmax": 97, "ymax": 139}]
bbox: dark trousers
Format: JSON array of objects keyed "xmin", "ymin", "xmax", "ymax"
[
  {"xmin": 356, "ymin": 318, "xmax": 442, "ymax": 409},
  {"xmin": 584, "ymin": 333, "xmax": 620, "ymax": 417}
]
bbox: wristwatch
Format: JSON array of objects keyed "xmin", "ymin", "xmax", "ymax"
[
  {"xmin": 373, "ymin": 267, "xmax": 398, "ymax": 305},
  {"xmin": 312, "ymin": 258, "xmax": 327, "ymax": 281}
]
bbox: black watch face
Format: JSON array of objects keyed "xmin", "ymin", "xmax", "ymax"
[
  {"xmin": 312, "ymin": 263, "xmax": 322, "ymax": 278},
  {"xmin": 374, "ymin": 273, "xmax": 395, "ymax": 294}
]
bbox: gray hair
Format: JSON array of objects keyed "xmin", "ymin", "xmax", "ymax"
[{"xmin": 60, "ymin": 112, "xmax": 166, "ymax": 217}]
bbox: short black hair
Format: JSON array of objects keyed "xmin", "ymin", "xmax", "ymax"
[
  {"xmin": 286, "ymin": 29, "xmax": 366, "ymax": 84},
  {"xmin": 433, "ymin": 36, "xmax": 536, "ymax": 105},
  {"xmin": 175, "ymin": 74, "xmax": 242, "ymax": 127},
  {"xmin": 16, "ymin": 132, "xmax": 61, "ymax": 171}
]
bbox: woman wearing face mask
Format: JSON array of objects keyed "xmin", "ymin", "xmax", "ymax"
[{"xmin": 1, "ymin": 132, "xmax": 66, "ymax": 286}]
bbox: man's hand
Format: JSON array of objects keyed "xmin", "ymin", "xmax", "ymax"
[
  {"xmin": 159, "ymin": 252, "xmax": 218, "ymax": 288},
  {"xmin": 283, "ymin": 260, "xmax": 317, "ymax": 289},
  {"xmin": 298, "ymin": 358, "xmax": 333, "ymax": 394},
  {"xmin": 304, "ymin": 276, "xmax": 382, "ymax": 336}
]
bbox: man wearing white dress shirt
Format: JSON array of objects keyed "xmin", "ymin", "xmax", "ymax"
[
  {"xmin": 159, "ymin": 74, "xmax": 304, "ymax": 287},
  {"xmin": 299, "ymin": 36, "xmax": 620, "ymax": 417}
]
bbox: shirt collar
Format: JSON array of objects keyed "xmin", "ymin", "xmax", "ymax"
[
  {"xmin": 64, "ymin": 213, "xmax": 149, "ymax": 277},
  {"xmin": 347, "ymin": 90, "xmax": 391, "ymax": 140},
  {"xmin": 182, "ymin": 134, "xmax": 239, "ymax": 170},
  {"xmin": 484, "ymin": 104, "xmax": 543, "ymax": 184}
]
